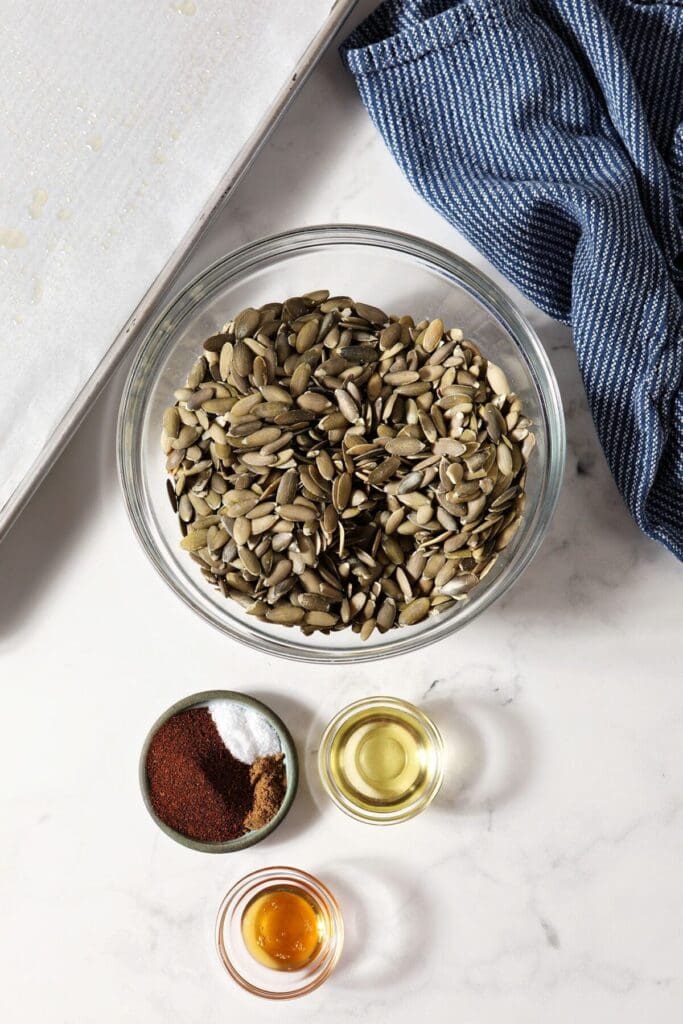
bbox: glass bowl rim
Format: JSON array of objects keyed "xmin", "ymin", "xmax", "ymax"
[
  {"xmin": 318, "ymin": 695, "xmax": 444, "ymax": 825},
  {"xmin": 138, "ymin": 689, "xmax": 299, "ymax": 853},
  {"xmin": 117, "ymin": 223, "xmax": 565, "ymax": 664},
  {"xmin": 215, "ymin": 864, "xmax": 344, "ymax": 999}
]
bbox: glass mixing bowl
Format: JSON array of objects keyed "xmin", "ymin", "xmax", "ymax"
[
  {"xmin": 318, "ymin": 696, "xmax": 444, "ymax": 825},
  {"xmin": 117, "ymin": 225, "xmax": 565, "ymax": 663},
  {"xmin": 216, "ymin": 866, "xmax": 343, "ymax": 999}
]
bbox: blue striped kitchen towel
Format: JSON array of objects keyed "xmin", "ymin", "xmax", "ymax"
[{"xmin": 341, "ymin": 0, "xmax": 683, "ymax": 559}]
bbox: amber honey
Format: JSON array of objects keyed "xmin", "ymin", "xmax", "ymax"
[{"xmin": 241, "ymin": 887, "xmax": 324, "ymax": 971}]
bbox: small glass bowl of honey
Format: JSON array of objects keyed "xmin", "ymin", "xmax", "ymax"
[
  {"xmin": 216, "ymin": 866, "xmax": 344, "ymax": 999},
  {"xmin": 318, "ymin": 696, "xmax": 444, "ymax": 824}
]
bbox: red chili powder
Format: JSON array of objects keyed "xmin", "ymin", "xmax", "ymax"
[{"xmin": 146, "ymin": 707, "xmax": 252, "ymax": 842}]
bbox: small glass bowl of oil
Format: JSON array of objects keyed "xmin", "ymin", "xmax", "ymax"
[
  {"xmin": 216, "ymin": 866, "xmax": 344, "ymax": 999},
  {"xmin": 318, "ymin": 696, "xmax": 444, "ymax": 824}
]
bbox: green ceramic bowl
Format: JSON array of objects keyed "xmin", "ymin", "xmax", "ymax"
[{"xmin": 139, "ymin": 690, "xmax": 299, "ymax": 853}]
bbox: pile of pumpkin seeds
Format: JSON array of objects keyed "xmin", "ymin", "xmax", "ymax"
[{"xmin": 161, "ymin": 291, "xmax": 534, "ymax": 640}]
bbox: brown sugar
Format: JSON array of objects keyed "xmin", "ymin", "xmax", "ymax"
[{"xmin": 244, "ymin": 752, "xmax": 287, "ymax": 831}]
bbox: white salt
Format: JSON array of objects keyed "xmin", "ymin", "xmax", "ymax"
[{"xmin": 208, "ymin": 700, "xmax": 281, "ymax": 764}]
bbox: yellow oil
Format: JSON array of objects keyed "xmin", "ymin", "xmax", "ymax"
[
  {"xmin": 327, "ymin": 705, "xmax": 436, "ymax": 813},
  {"xmin": 241, "ymin": 887, "xmax": 324, "ymax": 972}
]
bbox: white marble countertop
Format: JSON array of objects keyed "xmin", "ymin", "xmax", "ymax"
[{"xmin": 1, "ymin": 5, "xmax": 682, "ymax": 1020}]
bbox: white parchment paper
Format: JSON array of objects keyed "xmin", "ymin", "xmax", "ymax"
[{"xmin": 0, "ymin": 0, "xmax": 334, "ymax": 515}]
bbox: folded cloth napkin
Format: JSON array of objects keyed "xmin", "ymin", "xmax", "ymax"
[{"xmin": 341, "ymin": 0, "xmax": 683, "ymax": 559}]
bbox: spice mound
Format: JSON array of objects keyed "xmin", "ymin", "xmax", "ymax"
[
  {"xmin": 146, "ymin": 700, "xmax": 287, "ymax": 844},
  {"xmin": 162, "ymin": 291, "xmax": 534, "ymax": 640}
]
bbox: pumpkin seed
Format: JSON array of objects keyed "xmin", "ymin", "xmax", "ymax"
[
  {"xmin": 385, "ymin": 437, "xmax": 424, "ymax": 457},
  {"xmin": 164, "ymin": 294, "xmax": 532, "ymax": 638},
  {"xmin": 398, "ymin": 597, "xmax": 431, "ymax": 625}
]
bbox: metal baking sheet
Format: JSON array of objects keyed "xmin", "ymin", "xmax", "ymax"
[{"xmin": 0, "ymin": 0, "xmax": 358, "ymax": 544}]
